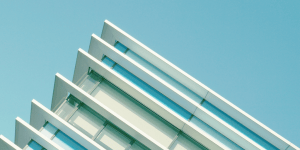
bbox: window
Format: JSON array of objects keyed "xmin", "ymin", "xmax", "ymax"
[
  {"xmin": 68, "ymin": 106, "xmax": 105, "ymax": 138},
  {"xmin": 114, "ymin": 41, "xmax": 277, "ymax": 150},
  {"xmin": 101, "ymin": 56, "xmax": 116, "ymax": 68},
  {"xmin": 91, "ymin": 79, "xmax": 179, "ymax": 147},
  {"xmin": 202, "ymin": 101, "xmax": 277, "ymax": 150},
  {"xmin": 24, "ymin": 140, "xmax": 44, "ymax": 150},
  {"xmin": 190, "ymin": 116, "xmax": 243, "ymax": 149},
  {"xmin": 114, "ymin": 41, "xmax": 128, "ymax": 53},
  {"xmin": 95, "ymin": 124, "xmax": 132, "ymax": 150},
  {"xmin": 80, "ymin": 76, "xmax": 99, "ymax": 93},
  {"xmin": 40, "ymin": 122, "xmax": 87, "ymax": 150},
  {"xmin": 169, "ymin": 132, "xmax": 208, "ymax": 150},
  {"xmin": 40, "ymin": 122, "xmax": 58, "ymax": 139},
  {"xmin": 52, "ymin": 131, "xmax": 86, "ymax": 150},
  {"xmin": 102, "ymin": 56, "xmax": 192, "ymax": 121},
  {"xmin": 129, "ymin": 142, "xmax": 150, "ymax": 150},
  {"xmin": 114, "ymin": 42, "xmax": 204, "ymax": 104},
  {"xmin": 71, "ymin": 69, "xmax": 208, "ymax": 149},
  {"xmin": 55, "ymin": 94, "xmax": 150, "ymax": 149},
  {"xmin": 56, "ymin": 96, "xmax": 78, "ymax": 120}
]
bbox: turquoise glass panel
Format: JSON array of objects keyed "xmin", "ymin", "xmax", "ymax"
[
  {"xmin": 40, "ymin": 122, "xmax": 58, "ymax": 139},
  {"xmin": 126, "ymin": 49, "xmax": 204, "ymax": 103},
  {"xmin": 25, "ymin": 141, "xmax": 43, "ymax": 150},
  {"xmin": 190, "ymin": 116, "xmax": 243, "ymax": 150},
  {"xmin": 202, "ymin": 101, "xmax": 278, "ymax": 150},
  {"xmin": 52, "ymin": 131, "xmax": 87, "ymax": 150},
  {"xmin": 112, "ymin": 63, "xmax": 192, "ymax": 120},
  {"xmin": 102, "ymin": 57, "xmax": 115, "ymax": 68},
  {"xmin": 114, "ymin": 42, "xmax": 128, "ymax": 53},
  {"xmin": 114, "ymin": 41, "xmax": 204, "ymax": 104}
]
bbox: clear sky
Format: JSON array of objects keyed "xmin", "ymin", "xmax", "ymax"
[{"xmin": 0, "ymin": 0, "xmax": 299, "ymax": 147}]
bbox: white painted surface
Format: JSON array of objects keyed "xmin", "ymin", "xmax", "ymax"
[
  {"xmin": 84, "ymin": 43, "xmax": 188, "ymax": 130},
  {"xmin": 92, "ymin": 80, "xmax": 178, "ymax": 147},
  {"xmin": 101, "ymin": 20, "xmax": 209, "ymax": 100},
  {"xmin": 95, "ymin": 125, "xmax": 131, "ymax": 150},
  {"xmin": 0, "ymin": 135, "xmax": 21, "ymax": 150},
  {"xmin": 286, "ymin": 145, "xmax": 300, "ymax": 150},
  {"xmin": 73, "ymin": 116, "xmax": 98, "ymax": 136},
  {"xmin": 194, "ymin": 107, "xmax": 264, "ymax": 150},
  {"xmin": 205, "ymin": 92, "xmax": 291, "ymax": 149},
  {"xmin": 99, "ymin": 20, "xmax": 299, "ymax": 150},
  {"xmin": 15, "ymin": 117, "xmax": 62, "ymax": 150},
  {"xmin": 56, "ymin": 101, "xmax": 76, "ymax": 120},
  {"xmin": 54, "ymin": 73, "xmax": 167, "ymax": 150},
  {"xmin": 71, "ymin": 49, "xmax": 228, "ymax": 150},
  {"xmin": 73, "ymin": 48, "xmax": 187, "ymax": 129},
  {"xmin": 169, "ymin": 134, "xmax": 204, "ymax": 150},
  {"xmin": 87, "ymin": 33, "xmax": 264, "ymax": 149},
  {"xmin": 30, "ymin": 100, "xmax": 106, "ymax": 150},
  {"xmin": 190, "ymin": 116, "xmax": 243, "ymax": 150},
  {"xmin": 88, "ymin": 35, "xmax": 198, "ymax": 114},
  {"xmin": 68, "ymin": 107, "xmax": 105, "ymax": 138},
  {"xmin": 98, "ymin": 134, "xmax": 126, "ymax": 149}
]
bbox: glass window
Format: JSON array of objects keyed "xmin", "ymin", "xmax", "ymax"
[
  {"xmin": 169, "ymin": 133, "xmax": 208, "ymax": 150},
  {"xmin": 52, "ymin": 131, "xmax": 87, "ymax": 150},
  {"xmin": 79, "ymin": 75, "xmax": 98, "ymax": 93},
  {"xmin": 202, "ymin": 101, "xmax": 278, "ymax": 150},
  {"xmin": 40, "ymin": 122, "xmax": 58, "ymax": 139},
  {"xmin": 112, "ymin": 64, "xmax": 192, "ymax": 120},
  {"xmin": 102, "ymin": 57, "xmax": 116, "ymax": 68},
  {"xmin": 56, "ymin": 99, "xmax": 78, "ymax": 120},
  {"xmin": 129, "ymin": 142, "xmax": 150, "ymax": 150},
  {"xmin": 54, "ymin": 92, "xmax": 151, "ymax": 149},
  {"xmin": 25, "ymin": 140, "xmax": 43, "ymax": 150},
  {"xmin": 101, "ymin": 55, "xmax": 192, "ymax": 120},
  {"xmin": 190, "ymin": 116, "xmax": 243, "ymax": 149},
  {"xmin": 91, "ymin": 80, "xmax": 179, "ymax": 147},
  {"xmin": 114, "ymin": 41, "xmax": 204, "ymax": 105},
  {"xmin": 68, "ymin": 106, "xmax": 105, "ymax": 138},
  {"xmin": 125, "ymin": 49, "xmax": 204, "ymax": 104},
  {"xmin": 95, "ymin": 124, "xmax": 132, "ymax": 150},
  {"xmin": 114, "ymin": 42, "xmax": 128, "ymax": 53}
]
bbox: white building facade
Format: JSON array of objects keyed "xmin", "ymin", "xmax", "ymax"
[{"xmin": 0, "ymin": 20, "xmax": 298, "ymax": 150}]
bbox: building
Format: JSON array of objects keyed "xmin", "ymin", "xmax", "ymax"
[{"xmin": 0, "ymin": 20, "xmax": 298, "ymax": 150}]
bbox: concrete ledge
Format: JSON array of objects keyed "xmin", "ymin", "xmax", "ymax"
[
  {"xmin": 0, "ymin": 135, "xmax": 21, "ymax": 150},
  {"xmin": 87, "ymin": 36, "xmax": 263, "ymax": 150},
  {"xmin": 54, "ymin": 73, "xmax": 167, "ymax": 150},
  {"xmin": 30, "ymin": 100, "xmax": 106, "ymax": 150},
  {"xmin": 70, "ymin": 49, "xmax": 228, "ymax": 150},
  {"xmin": 14, "ymin": 117, "xmax": 62, "ymax": 150},
  {"xmin": 99, "ymin": 20, "xmax": 299, "ymax": 150}
]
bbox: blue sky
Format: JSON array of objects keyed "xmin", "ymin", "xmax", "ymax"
[{"xmin": 0, "ymin": 1, "xmax": 299, "ymax": 147}]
